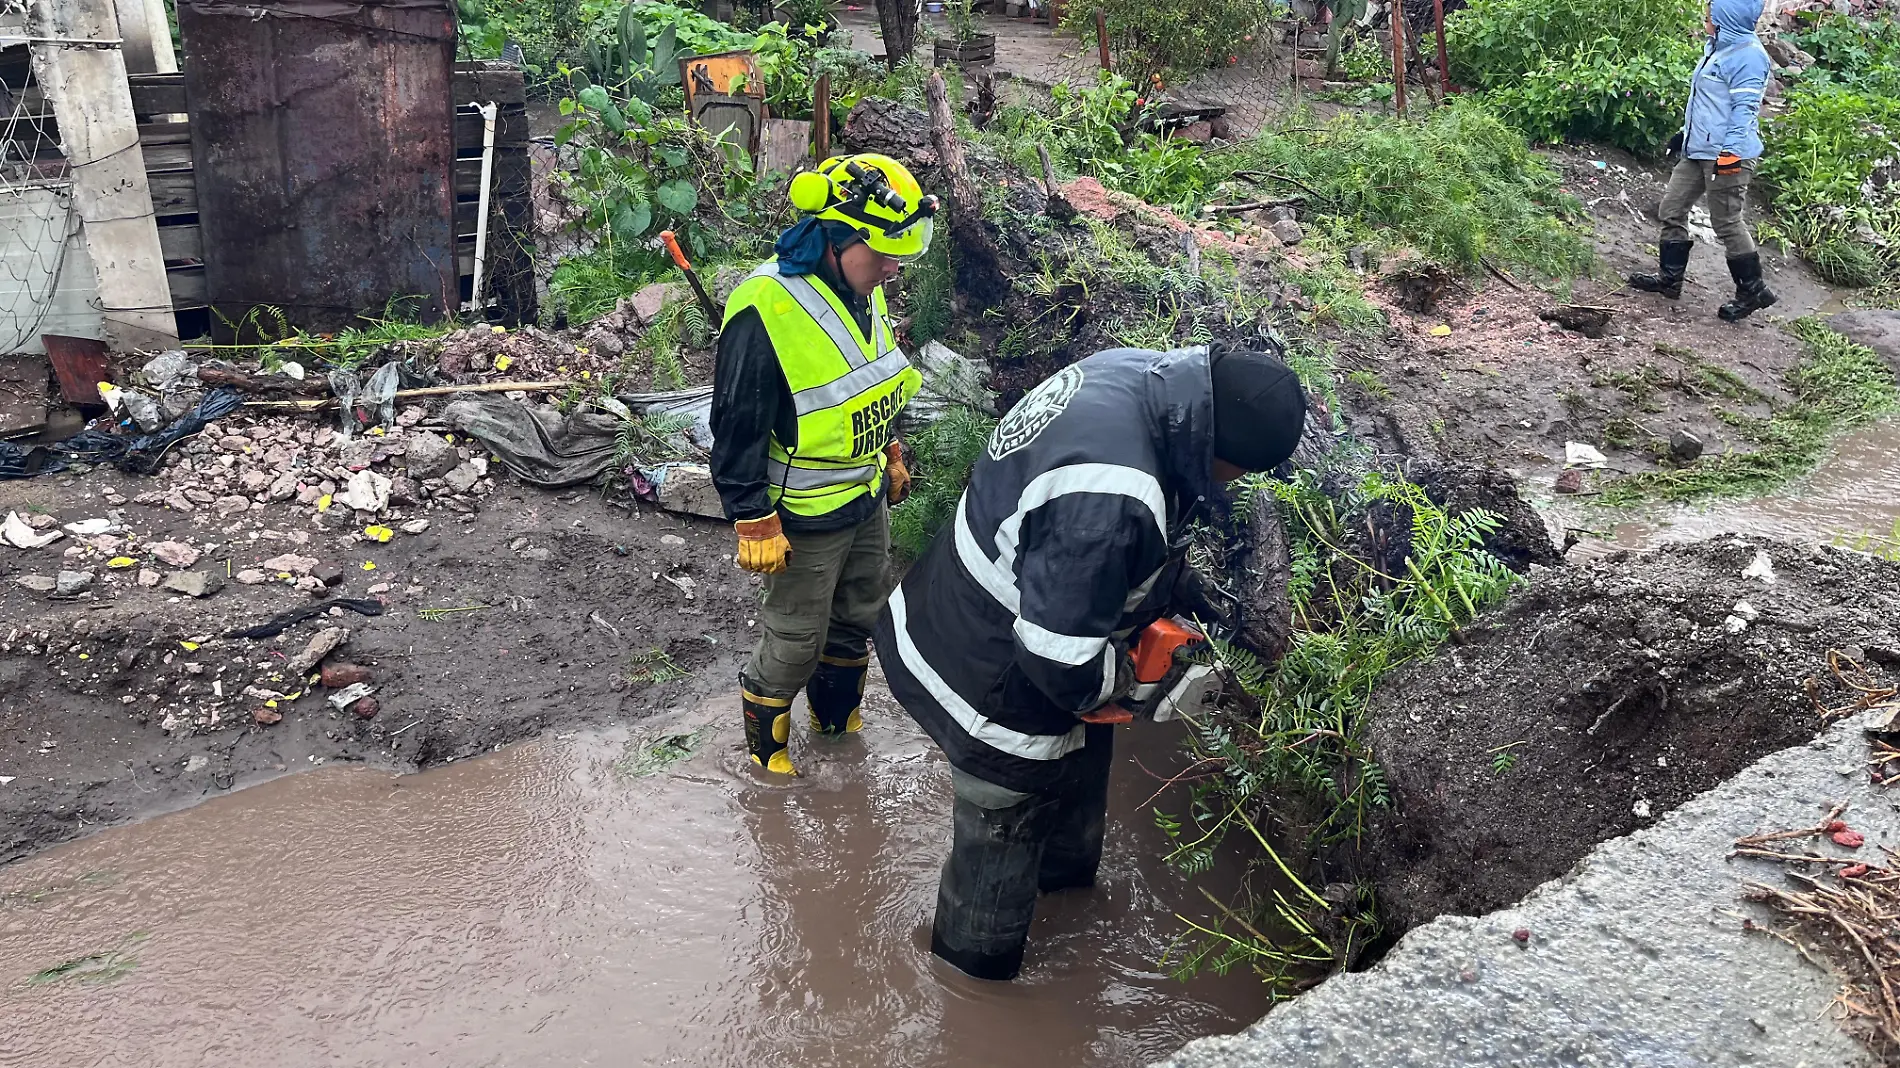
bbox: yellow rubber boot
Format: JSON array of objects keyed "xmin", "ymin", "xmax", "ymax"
[
  {"xmin": 807, "ymin": 655, "xmax": 868, "ymax": 736},
  {"xmin": 742, "ymin": 688, "xmax": 796, "ymax": 774}
]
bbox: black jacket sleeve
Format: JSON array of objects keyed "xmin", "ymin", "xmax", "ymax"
[{"xmin": 709, "ymin": 306, "xmax": 796, "ymax": 523}]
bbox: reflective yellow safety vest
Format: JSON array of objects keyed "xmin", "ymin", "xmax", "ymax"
[{"xmin": 723, "ymin": 261, "xmax": 922, "ymax": 517}]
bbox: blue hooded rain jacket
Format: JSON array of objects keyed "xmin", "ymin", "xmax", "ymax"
[{"xmin": 1682, "ymin": 0, "xmax": 1771, "ymax": 160}]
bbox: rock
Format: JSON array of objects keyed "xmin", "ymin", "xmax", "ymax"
[
  {"xmin": 654, "ymin": 464, "xmax": 725, "ymax": 519},
  {"xmin": 321, "ymin": 662, "xmax": 373, "ymax": 688},
  {"xmin": 315, "ymin": 562, "xmax": 345, "ymax": 587},
  {"xmin": 55, "ymin": 570, "xmax": 94, "ymax": 596},
  {"xmin": 13, "ymin": 574, "xmax": 57, "ymax": 593},
  {"xmin": 1554, "ymin": 468, "xmax": 1587, "ymax": 494},
  {"xmin": 238, "ymin": 470, "xmax": 272, "ymax": 494},
  {"xmin": 136, "ymin": 568, "xmax": 163, "ymax": 587},
  {"xmin": 339, "ymin": 469, "xmax": 392, "ymax": 513},
  {"xmin": 261, "ymin": 553, "xmax": 318, "ymax": 575},
  {"xmin": 218, "ymin": 435, "xmax": 251, "ymax": 453},
  {"xmin": 509, "ymin": 536, "xmax": 530, "ymax": 551},
  {"xmin": 366, "ymin": 582, "xmax": 391, "ymax": 595},
  {"xmin": 1668, "ymin": 429, "xmax": 1704, "ymax": 463},
  {"xmin": 523, "ymin": 546, "xmax": 553, "ymax": 562},
  {"xmin": 295, "ymin": 484, "xmax": 323, "ymax": 505},
  {"xmin": 164, "ymin": 491, "xmax": 196, "ymax": 513},
  {"xmin": 286, "ymin": 626, "xmax": 349, "ymax": 674},
  {"xmin": 631, "ymin": 281, "xmax": 687, "ymax": 324},
  {"xmin": 403, "ymin": 432, "xmax": 457, "ymax": 481},
  {"xmin": 352, "ymin": 696, "xmax": 381, "ymax": 720},
  {"xmin": 215, "ymin": 494, "xmax": 252, "ymax": 517},
  {"xmin": 1538, "ymin": 304, "xmax": 1614, "ymax": 339},
  {"xmin": 161, "ymin": 571, "xmax": 224, "ymax": 598},
  {"xmin": 267, "ymin": 474, "xmax": 299, "ymax": 502},
  {"xmin": 660, "ymin": 534, "xmax": 686, "ymax": 547},
  {"xmin": 388, "ymin": 477, "xmax": 420, "ymax": 505},
  {"xmin": 1269, "ymin": 219, "xmax": 1305, "ymax": 245},
  {"xmin": 396, "ymin": 405, "xmax": 426, "ymax": 427},
  {"xmin": 295, "ymin": 576, "xmax": 327, "ymax": 592},
  {"xmin": 399, "ymin": 518, "xmax": 431, "ymax": 535},
  {"xmin": 1826, "ymin": 310, "xmax": 1900, "ymax": 371},
  {"xmin": 235, "ymin": 568, "xmax": 270, "ymax": 585},
  {"xmin": 442, "ymin": 462, "xmax": 482, "ymax": 494}
]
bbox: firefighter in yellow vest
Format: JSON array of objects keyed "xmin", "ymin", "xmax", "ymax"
[{"xmin": 710, "ymin": 153, "xmax": 936, "ymax": 775}]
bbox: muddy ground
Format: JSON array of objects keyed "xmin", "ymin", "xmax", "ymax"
[
  {"xmin": 0, "ymin": 424, "xmax": 751, "ymax": 863},
  {"xmin": 1360, "ymin": 537, "xmax": 1900, "ymax": 935}
]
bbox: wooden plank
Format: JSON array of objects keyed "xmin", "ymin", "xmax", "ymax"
[
  {"xmin": 141, "ymin": 141, "xmax": 192, "ymax": 172},
  {"xmin": 147, "ymin": 170, "xmax": 196, "ymax": 214},
  {"xmin": 157, "ymin": 222, "xmax": 201, "ymax": 262},
  {"xmin": 138, "ymin": 121, "xmax": 192, "ymax": 145},
  {"xmin": 454, "ymin": 151, "xmax": 530, "ymax": 198},
  {"xmin": 0, "ymin": 354, "xmax": 50, "ymax": 439},
  {"xmin": 759, "ymin": 117, "xmax": 810, "ymax": 175},
  {"xmin": 127, "ymin": 71, "xmax": 187, "ymax": 115},
  {"xmin": 43, "ymin": 334, "xmax": 112, "ymax": 404},
  {"xmin": 166, "ymin": 263, "xmax": 206, "ymax": 308},
  {"xmin": 451, "ymin": 63, "xmax": 528, "ymax": 106},
  {"xmin": 453, "ymin": 105, "xmax": 529, "ymax": 149}
]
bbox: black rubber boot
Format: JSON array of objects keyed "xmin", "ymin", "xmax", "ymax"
[
  {"xmin": 1628, "ymin": 239, "xmax": 1693, "ymax": 299},
  {"xmin": 741, "ymin": 682, "xmax": 795, "ymax": 775},
  {"xmin": 1718, "ymin": 252, "xmax": 1779, "ymax": 322},
  {"xmin": 806, "ymin": 654, "xmax": 868, "ymax": 736}
]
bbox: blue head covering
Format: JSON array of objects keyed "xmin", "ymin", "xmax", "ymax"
[{"xmin": 774, "ymin": 218, "xmax": 864, "ymax": 276}]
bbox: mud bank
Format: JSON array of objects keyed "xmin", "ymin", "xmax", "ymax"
[{"xmin": 1360, "ymin": 537, "xmax": 1900, "ymax": 935}]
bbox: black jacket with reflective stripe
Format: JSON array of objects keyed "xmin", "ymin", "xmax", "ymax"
[{"xmin": 874, "ymin": 347, "xmax": 1224, "ymax": 793}]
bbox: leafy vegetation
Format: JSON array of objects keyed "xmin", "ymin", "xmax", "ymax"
[
  {"xmin": 890, "ymin": 406, "xmax": 997, "ymax": 559},
  {"xmin": 1066, "ymin": 0, "xmax": 1275, "ymax": 87},
  {"xmin": 1159, "ymin": 471, "xmax": 1521, "ymax": 986},
  {"xmin": 1445, "ymin": 0, "xmax": 1702, "ymax": 153},
  {"xmin": 1598, "ymin": 320, "xmax": 1899, "ymax": 504}
]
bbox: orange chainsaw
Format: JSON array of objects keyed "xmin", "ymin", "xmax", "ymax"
[{"xmin": 1080, "ymin": 618, "xmax": 1222, "ymax": 724}]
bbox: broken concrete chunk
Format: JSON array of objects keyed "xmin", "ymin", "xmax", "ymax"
[
  {"xmin": 161, "ymin": 571, "xmax": 225, "ymax": 598},
  {"xmin": 13, "ymin": 574, "xmax": 57, "ymax": 593},
  {"xmin": 260, "ymin": 553, "xmax": 319, "ymax": 576},
  {"xmin": 149, "ymin": 540, "xmax": 201, "ymax": 568},
  {"xmin": 442, "ymin": 462, "xmax": 482, "ymax": 494},
  {"xmin": 339, "ymin": 470, "xmax": 392, "ymax": 513},
  {"xmin": 399, "ymin": 519, "xmax": 430, "ymax": 535},
  {"xmin": 55, "ymin": 570, "xmax": 94, "ymax": 596},
  {"xmin": 403, "ymin": 431, "xmax": 457, "ymax": 480},
  {"xmin": 1742, "ymin": 551, "xmax": 1777, "ymax": 585},
  {"xmin": 235, "ymin": 569, "xmax": 270, "ymax": 585},
  {"xmin": 654, "ymin": 463, "xmax": 725, "ymax": 519},
  {"xmin": 136, "ymin": 568, "xmax": 163, "ymax": 587},
  {"xmin": 286, "ymin": 626, "xmax": 349, "ymax": 674}
]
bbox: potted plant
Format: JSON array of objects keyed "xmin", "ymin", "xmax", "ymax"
[
  {"xmin": 777, "ymin": 0, "xmax": 839, "ymax": 43},
  {"xmin": 933, "ymin": 0, "xmax": 996, "ymax": 66}
]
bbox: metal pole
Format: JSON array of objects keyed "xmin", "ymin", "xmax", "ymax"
[
  {"xmin": 1391, "ymin": 11, "xmax": 1406, "ymax": 116},
  {"xmin": 1094, "ymin": 7, "xmax": 1110, "ymax": 70},
  {"xmin": 1433, "ymin": 0, "xmax": 1449, "ymax": 96}
]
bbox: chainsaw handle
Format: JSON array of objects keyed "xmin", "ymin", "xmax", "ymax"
[{"xmin": 660, "ymin": 230, "xmax": 693, "ymax": 272}]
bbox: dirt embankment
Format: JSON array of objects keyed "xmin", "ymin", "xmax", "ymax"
[
  {"xmin": 1361, "ymin": 538, "xmax": 1900, "ymax": 935},
  {"xmin": 0, "ymin": 412, "xmax": 749, "ymax": 864}
]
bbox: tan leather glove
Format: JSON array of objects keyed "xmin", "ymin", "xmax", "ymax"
[
  {"xmin": 734, "ymin": 513, "xmax": 791, "ymax": 574},
  {"xmin": 885, "ymin": 440, "xmax": 912, "ymax": 506}
]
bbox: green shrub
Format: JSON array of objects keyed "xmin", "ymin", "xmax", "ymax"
[
  {"xmin": 1063, "ymin": 0, "xmax": 1276, "ymax": 86},
  {"xmin": 1445, "ymin": 0, "xmax": 1701, "ymax": 153},
  {"xmin": 1217, "ymin": 100, "xmax": 1593, "ymax": 276},
  {"xmin": 890, "ymin": 408, "xmax": 996, "ymax": 559}
]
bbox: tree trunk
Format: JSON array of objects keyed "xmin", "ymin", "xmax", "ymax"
[
  {"xmin": 923, "ymin": 71, "xmax": 1009, "ymax": 307},
  {"xmin": 876, "ymin": 0, "xmax": 918, "ymax": 70}
]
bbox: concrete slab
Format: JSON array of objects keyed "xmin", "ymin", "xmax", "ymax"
[{"xmin": 1156, "ymin": 708, "xmax": 1897, "ymax": 1068}]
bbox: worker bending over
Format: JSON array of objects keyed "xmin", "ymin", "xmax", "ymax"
[
  {"xmin": 875, "ymin": 343, "xmax": 1309, "ymax": 980},
  {"xmin": 1629, "ymin": 0, "xmax": 1777, "ymax": 321},
  {"xmin": 711, "ymin": 153, "xmax": 937, "ymax": 775}
]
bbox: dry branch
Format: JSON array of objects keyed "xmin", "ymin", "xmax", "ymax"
[{"xmin": 925, "ymin": 71, "xmax": 1009, "ymax": 306}]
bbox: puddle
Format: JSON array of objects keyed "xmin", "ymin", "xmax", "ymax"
[
  {"xmin": 0, "ymin": 683, "xmax": 1267, "ymax": 1067},
  {"xmin": 1558, "ymin": 417, "xmax": 1900, "ymax": 557}
]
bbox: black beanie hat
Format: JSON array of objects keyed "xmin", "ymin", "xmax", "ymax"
[{"xmin": 1210, "ymin": 345, "xmax": 1308, "ymax": 471}]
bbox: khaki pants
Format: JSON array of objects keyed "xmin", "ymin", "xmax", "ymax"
[
  {"xmin": 1659, "ymin": 157, "xmax": 1757, "ymax": 258},
  {"xmin": 742, "ymin": 502, "xmax": 891, "ymax": 701}
]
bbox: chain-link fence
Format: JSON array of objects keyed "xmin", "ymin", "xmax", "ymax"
[{"xmin": 0, "ymin": 28, "xmax": 96, "ymax": 355}]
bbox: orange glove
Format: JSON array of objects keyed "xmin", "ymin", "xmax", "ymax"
[
  {"xmin": 734, "ymin": 513, "xmax": 791, "ymax": 574},
  {"xmin": 1715, "ymin": 152, "xmax": 1744, "ymax": 176},
  {"xmin": 884, "ymin": 440, "xmax": 912, "ymax": 506}
]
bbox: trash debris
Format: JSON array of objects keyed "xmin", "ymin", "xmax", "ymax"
[
  {"xmin": 2, "ymin": 512, "xmax": 64, "ymax": 549},
  {"xmin": 225, "ymin": 599, "xmax": 384, "ymax": 640},
  {"xmin": 44, "ymin": 388, "xmax": 244, "ymax": 477},
  {"xmin": 1743, "ymin": 550, "xmax": 1777, "ymax": 585},
  {"xmin": 1563, "ymin": 442, "xmax": 1608, "ymax": 469},
  {"xmin": 327, "ymin": 681, "xmax": 376, "ymax": 712},
  {"xmin": 1428, "ymin": 323, "xmax": 1452, "ymax": 337},
  {"xmin": 64, "ymin": 518, "xmax": 115, "ymax": 536}
]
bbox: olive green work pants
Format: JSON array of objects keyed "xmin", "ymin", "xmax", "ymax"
[{"xmin": 741, "ymin": 501, "xmax": 891, "ymax": 701}]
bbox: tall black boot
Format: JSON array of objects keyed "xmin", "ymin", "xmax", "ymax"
[
  {"xmin": 1628, "ymin": 239, "xmax": 1693, "ymax": 299},
  {"xmin": 806, "ymin": 654, "xmax": 868, "ymax": 736},
  {"xmin": 1718, "ymin": 252, "xmax": 1779, "ymax": 322},
  {"xmin": 741, "ymin": 682, "xmax": 796, "ymax": 775}
]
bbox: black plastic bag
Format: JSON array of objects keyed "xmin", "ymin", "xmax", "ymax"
[{"xmin": 52, "ymin": 387, "xmax": 246, "ymax": 476}]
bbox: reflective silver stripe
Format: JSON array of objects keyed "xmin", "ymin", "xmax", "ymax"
[
  {"xmin": 790, "ymin": 350, "xmax": 915, "ymax": 415},
  {"xmin": 953, "ymin": 463, "xmax": 1169, "ymax": 617},
  {"xmin": 748, "ymin": 263, "xmax": 872, "ymax": 370},
  {"xmin": 889, "ymin": 585, "xmax": 1087, "ymax": 762},
  {"xmin": 765, "ymin": 457, "xmax": 878, "ymax": 492},
  {"xmin": 1013, "ymin": 617, "xmax": 1107, "ymax": 666}
]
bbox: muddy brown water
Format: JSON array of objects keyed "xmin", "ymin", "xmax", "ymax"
[
  {"xmin": 0, "ymin": 682, "xmax": 1267, "ymax": 1068},
  {"xmin": 1564, "ymin": 418, "xmax": 1900, "ymax": 555}
]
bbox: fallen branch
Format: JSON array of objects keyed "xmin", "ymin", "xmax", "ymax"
[
  {"xmin": 1204, "ymin": 197, "xmax": 1305, "ymax": 215},
  {"xmin": 241, "ymin": 380, "xmax": 570, "ymax": 411},
  {"xmin": 195, "ymin": 364, "xmax": 328, "ymax": 396},
  {"xmin": 925, "ymin": 71, "xmax": 1009, "ymax": 306},
  {"xmin": 1229, "ymin": 169, "xmax": 1327, "ymax": 200},
  {"xmin": 1037, "ymin": 143, "xmax": 1076, "ymax": 222},
  {"xmin": 1481, "ymin": 256, "xmax": 1524, "ymax": 290}
]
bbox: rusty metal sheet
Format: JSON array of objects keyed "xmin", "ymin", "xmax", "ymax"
[{"xmin": 179, "ymin": 0, "xmax": 457, "ymax": 335}]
